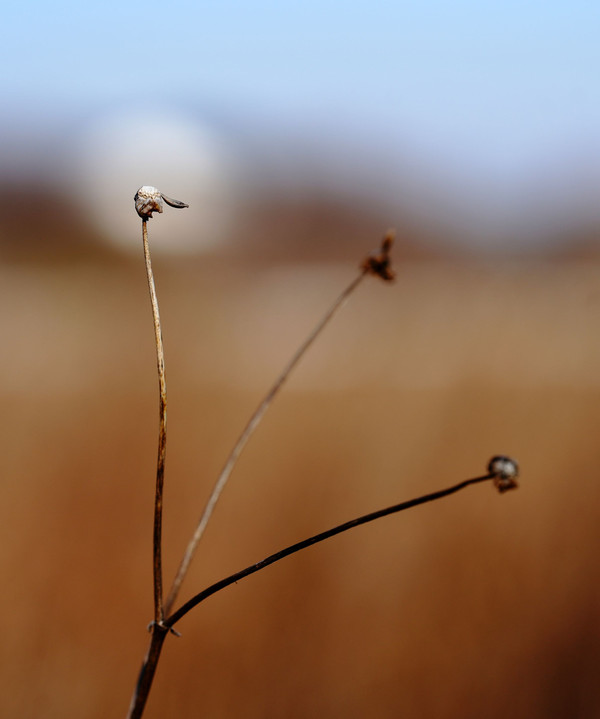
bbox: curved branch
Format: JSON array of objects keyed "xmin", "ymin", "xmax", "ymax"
[{"xmin": 166, "ymin": 472, "xmax": 495, "ymax": 628}]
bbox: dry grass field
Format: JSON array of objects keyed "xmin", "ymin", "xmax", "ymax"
[{"xmin": 1, "ymin": 247, "xmax": 600, "ymax": 717}]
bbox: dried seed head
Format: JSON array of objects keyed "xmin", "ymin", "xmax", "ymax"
[
  {"xmin": 487, "ymin": 455, "xmax": 519, "ymax": 493},
  {"xmin": 361, "ymin": 229, "xmax": 396, "ymax": 281},
  {"xmin": 135, "ymin": 186, "xmax": 163, "ymax": 219},
  {"xmin": 134, "ymin": 186, "xmax": 189, "ymax": 220}
]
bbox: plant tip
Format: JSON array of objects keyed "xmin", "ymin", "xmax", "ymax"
[
  {"xmin": 487, "ymin": 455, "xmax": 519, "ymax": 493},
  {"xmin": 361, "ymin": 229, "xmax": 396, "ymax": 281},
  {"xmin": 134, "ymin": 186, "xmax": 189, "ymax": 220}
]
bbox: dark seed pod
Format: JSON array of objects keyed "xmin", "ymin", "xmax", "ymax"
[{"xmin": 487, "ymin": 455, "xmax": 519, "ymax": 493}]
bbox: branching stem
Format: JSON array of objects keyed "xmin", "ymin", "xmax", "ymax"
[
  {"xmin": 126, "ymin": 470, "xmax": 500, "ymax": 718},
  {"xmin": 125, "ymin": 225, "xmax": 519, "ymax": 719},
  {"xmin": 164, "ymin": 268, "xmax": 369, "ymax": 614}
]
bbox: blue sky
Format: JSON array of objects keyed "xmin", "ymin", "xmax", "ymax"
[
  {"xmin": 2, "ymin": 1, "xmax": 599, "ymax": 248},
  {"xmin": 3, "ymin": 1, "xmax": 597, "ymax": 154}
]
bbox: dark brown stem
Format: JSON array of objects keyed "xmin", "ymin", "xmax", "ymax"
[
  {"xmin": 164, "ymin": 268, "xmax": 369, "ymax": 615},
  {"xmin": 142, "ymin": 219, "xmax": 167, "ymax": 624},
  {"xmin": 126, "ymin": 624, "xmax": 168, "ymax": 719},
  {"xmin": 165, "ymin": 472, "xmax": 494, "ymax": 628}
]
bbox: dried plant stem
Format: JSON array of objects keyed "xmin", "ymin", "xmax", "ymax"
[
  {"xmin": 164, "ymin": 268, "xmax": 369, "ymax": 614},
  {"xmin": 166, "ymin": 471, "xmax": 495, "ymax": 627},
  {"xmin": 142, "ymin": 219, "xmax": 167, "ymax": 624},
  {"xmin": 126, "ymin": 625, "xmax": 168, "ymax": 719},
  {"xmin": 127, "ymin": 469, "xmax": 502, "ymax": 718}
]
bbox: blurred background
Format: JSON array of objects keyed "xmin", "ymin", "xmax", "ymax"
[{"xmin": 2, "ymin": 1, "xmax": 600, "ymax": 717}]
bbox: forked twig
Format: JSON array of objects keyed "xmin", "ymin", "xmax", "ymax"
[
  {"xmin": 127, "ymin": 457, "xmax": 518, "ymax": 719},
  {"xmin": 126, "ymin": 199, "xmax": 520, "ymax": 719},
  {"xmin": 164, "ymin": 230, "xmax": 397, "ymax": 614}
]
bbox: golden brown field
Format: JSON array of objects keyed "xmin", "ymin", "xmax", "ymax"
[{"xmin": 2, "ymin": 244, "xmax": 600, "ymax": 717}]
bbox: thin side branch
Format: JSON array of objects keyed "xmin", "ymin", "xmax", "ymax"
[
  {"xmin": 166, "ymin": 471, "xmax": 497, "ymax": 628},
  {"xmin": 142, "ymin": 219, "xmax": 168, "ymax": 624},
  {"xmin": 164, "ymin": 265, "xmax": 378, "ymax": 614}
]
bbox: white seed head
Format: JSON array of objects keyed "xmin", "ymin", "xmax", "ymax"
[
  {"xmin": 134, "ymin": 186, "xmax": 164, "ymax": 219},
  {"xmin": 134, "ymin": 186, "xmax": 189, "ymax": 220}
]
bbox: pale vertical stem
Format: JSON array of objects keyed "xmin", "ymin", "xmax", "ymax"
[
  {"xmin": 142, "ymin": 219, "xmax": 167, "ymax": 624},
  {"xmin": 164, "ymin": 268, "xmax": 368, "ymax": 615}
]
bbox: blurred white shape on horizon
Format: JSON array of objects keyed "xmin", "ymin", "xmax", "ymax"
[{"xmin": 71, "ymin": 106, "xmax": 239, "ymax": 253}]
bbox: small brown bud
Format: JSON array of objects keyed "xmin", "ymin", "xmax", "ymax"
[
  {"xmin": 361, "ymin": 229, "xmax": 396, "ymax": 281},
  {"xmin": 487, "ymin": 455, "xmax": 519, "ymax": 493},
  {"xmin": 134, "ymin": 186, "xmax": 189, "ymax": 220}
]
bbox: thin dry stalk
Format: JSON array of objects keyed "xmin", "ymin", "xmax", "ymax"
[
  {"xmin": 126, "ymin": 625, "xmax": 168, "ymax": 719},
  {"xmin": 142, "ymin": 218, "xmax": 168, "ymax": 624},
  {"xmin": 164, "ymin": 244, "xmax": 391, "ymax": 614},
  {"xmin": 165, "ymin": 466, "xmax": 514, "ymax": 627}
]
